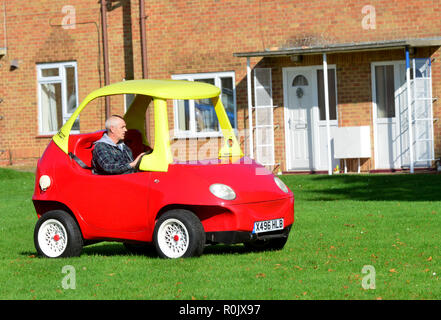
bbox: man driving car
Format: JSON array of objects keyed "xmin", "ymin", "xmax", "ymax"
[{"xmin": 92, "ymin": 115, "xmax": 145, "ymax": 175}]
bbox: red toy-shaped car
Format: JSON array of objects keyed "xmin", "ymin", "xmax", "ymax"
[{"xmin": 32, "ymin": 80, "xmax": 294, "ymax": 258}]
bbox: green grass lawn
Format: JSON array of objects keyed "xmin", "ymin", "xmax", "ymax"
[{"xmin": 1, "ymin": 167, "xmax": 441, "ymax": 300}]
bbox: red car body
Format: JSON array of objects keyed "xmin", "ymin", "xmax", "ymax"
[
  {"xmin": 32, "ymin": 132, "xmax": 294, "ymax": 245},
  {"xmin": 32, "ymin": 79, "xmax": 294, "ymax": 258}
]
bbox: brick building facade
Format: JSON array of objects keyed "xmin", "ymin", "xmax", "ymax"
[{"xmin": 0, "ymin": 0, "xmax": 440, "ymax": 173}]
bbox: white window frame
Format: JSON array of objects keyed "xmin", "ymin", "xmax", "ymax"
[
  {"xmin": 123, "ymin": 78, "xmax": 135, "ymax": 112},
  {"xmin": 37, "ymin": 61, "xmax": 79, "ymax": 135},
  {"xmin": 253, "ymin": 68, "xmax": 275, "ymax": 166},
  {"xmin": 171, "ymin": 71, "xmax": 237, "ymax": 138}
]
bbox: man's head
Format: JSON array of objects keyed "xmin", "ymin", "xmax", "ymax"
[{"xmin": 105, "ymin": 115, "xmax": 127, "ymax": 143}]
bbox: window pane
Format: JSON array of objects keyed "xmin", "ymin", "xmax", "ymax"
[
  {"xmin": 195, "ymin": 78, "xmax": 215, "ymax": 85},
  {"xmin": 176, "ymin": 100, "xmax": 190, "ymax": 131},
  {"xmin": 195, "ymin": 99, "xmax": 218, "ymax": 132},
  {"xmin": 254, "ymin": 69, "xmax": 272, "ymax": 107},
  {"xmin": 40, "ymin": 83, "xmax": 62, "ymax": 132},
  {"xmin": 256, "ymin": 107, "xmax": 272, "ymax": 126},
  {"xmin": 173, "ymin": 74, "xmax": 236, "ymax": 135},
  {"xmin": 195, "ymin": 78, "xmax": 215, "ymax": 105},
  {"xmin": 221, "ymin": 77, "xmax": 235, "ymax": 128},
  {"xmin": 255, "ymin": 87, "xmax": 272, "ymax": 106},
  {"xmin": 41, "ymin": 68, "xmax": 59, "ymax": 77},
  {"xmin": 415, "ymin": 59, "xmax": 430, "ymax": 78},
  {"xmin": 256, "ymin": 126, "xmax": 274, "ymax": 146},
  {"xmin": 194, "ymin": 78, "xmax": 218, "ymax": 132},
  {"xmin": 65, "ymin": 66, "xmax": 77, "ymax": 114},
  {"xmin": 125, "ymin": 94, "xmax": 135, "ymax": 112},
  {"xmin": 256, "ymin": 145, "xmax": 274, "ymax": 165},
  {"xmin": 317, "ymin": 69, "xmax": 337, "ymax": 120},
  {"xmin": 255, "ymin": 68, "xmax": 271, "ymax": 88},
  {"xmin": 72, "ymin": 118, "xmax": 80, "ymax": 131},
  {"xmin": 375, "ymin": 65, "xmax": 395, "ymax": 118}
]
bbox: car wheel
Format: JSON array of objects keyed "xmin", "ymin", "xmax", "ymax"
[
  {"xmin": 153, "ymin": 209, "xmax": 205, "ymax": 259},
  {"xmin": 34, "ymin": 210, "xmax": 83, "ymax": 258},
  {"xmin": 244, "ymin": 237, "xmax": 288, "ymax": 252}
]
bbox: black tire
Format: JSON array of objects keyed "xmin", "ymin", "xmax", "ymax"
[
  {"xmin": 244, "ymin": 236, "xmax": 288, "ymax": 252},
  {"xmin": 153, "ymin": 209, "xmax": 205, "ymax": 259},
  {"xmin": 34, "ymin": 210, "xmax": 83, "ymax": 258}
]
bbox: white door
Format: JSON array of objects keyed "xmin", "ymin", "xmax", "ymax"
[
  {"xmin": 285, "ymin": 69, "xmax": 315, "ymax": 170},
  {"xmin": 284, "ymin": 67, "xmax": 339, "ymax": 171},
  {"xmin": 372, "ymin": 61, "xmax": 406, "ymax": 169}
]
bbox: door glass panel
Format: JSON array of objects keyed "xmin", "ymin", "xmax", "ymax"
[
  {"xmin": 415, "ymin": 59, "xmax": 430, "ymax": 78},
  {"xmin": 254, "ymin": 68, "xmax": 272, "ymax": 107},
  {"xmin": 375, "ymin": 65, "xmax": 395, "ymax": 118},
  {"xmin": 292, "ymin": 75, "xmax": 308, "ymax": 86},
  {"xmin": 256, "ymin": 107, "xmax": 272, "ymax": 126},
  {"xmin": 317, "ymin": 69, "xmax": 337, "ymax": 120}
]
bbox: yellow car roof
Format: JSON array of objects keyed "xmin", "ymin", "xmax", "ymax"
[
  {"xmin": 53, "ymin": 79, "xmax": 223, "ymax": 154},
  {"xmin": 88, "ymin": 79, "xmax": 221, "ymax": 100}
]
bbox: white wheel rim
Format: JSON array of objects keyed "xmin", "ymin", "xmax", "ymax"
[
  {"xmin": 38, "ymin": 219, "xmax": 68, "ymax": 258},
  {"xmin": 157, "ymin": 218, "xmax": 189, "ymax": 258}
]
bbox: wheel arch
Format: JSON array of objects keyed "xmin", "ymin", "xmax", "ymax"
[
  {"xmin": 33, "ymin": 200, "xmax": 82, "ymax": 230},
  {"xmin": 154, "ymin": 204, "xmax": 236, "ymax": 232}
]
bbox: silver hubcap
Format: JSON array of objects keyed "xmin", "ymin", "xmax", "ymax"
[{"xmin": 157, "ymin": 218, "xmax": 189, "ymax": 258}]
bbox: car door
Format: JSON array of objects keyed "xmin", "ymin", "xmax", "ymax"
[{"xmin": 68, "ymin": 171, "xmax": 152, "ymax": 233}]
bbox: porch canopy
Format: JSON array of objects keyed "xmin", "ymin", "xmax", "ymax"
[
  {"xmin": 234, "ymin": 37, "xmax": 441, "ymax": 58},
  {"xmin": 235, "ymin": 37, "xmax": 441, "ymax": 174}
]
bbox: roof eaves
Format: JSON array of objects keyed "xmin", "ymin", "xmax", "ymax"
[{"xmin": 233, "ymin": 37, "xmax": 441, "ymax": 58}]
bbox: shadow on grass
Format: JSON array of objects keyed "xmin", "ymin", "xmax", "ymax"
[
  {"xmin": 86, "ymin": 243, "xmax": 251, "ymax": 257},
  {"xmin": 284, "ymin": 173, "xmax": 441, "ymax": 201},
  {"xmin": 21, "ymin": 243, "xmax": 253, "ymax": 259},
  {"xmin": 203, "ymin": 244, "xmax": 249, "ymax": 256},
  {"xmin": 80, "ymin": 242, "xmax": 251, "ymax": 257},
  {"xmin": 20, "ymin": 243, "xmax": 147, "ymax": 258},
  {"xmin": 82, "ymin": 243, "xmax": 144, "ymax": 257}
]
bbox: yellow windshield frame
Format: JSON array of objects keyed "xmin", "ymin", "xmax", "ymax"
[{"xmin": 53, "ymin": 79, "xmax": 243, "ymax": 172}]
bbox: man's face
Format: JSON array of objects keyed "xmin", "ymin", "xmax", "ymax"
[{"xmin": 110, "ymin": 118, "xmax": 127, "ymax": 142}]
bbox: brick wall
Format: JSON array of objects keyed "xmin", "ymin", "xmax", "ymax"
[
  {"xmin": 0, "ymin": 0, "xmax": 145, "ymax": 166},
  {"xmin": 0, "ymin": 0, "xmax": 440, "ymax": 171}
]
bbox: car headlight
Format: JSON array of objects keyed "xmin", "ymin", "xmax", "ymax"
[
  {"xmin": 209, "ymin": 183, "xmax": 236, "ymax": 200},
  {"xmin": 39, "ymin": 175, "xmax": 51, "ymax": 191},
  {"xmin": 274, "ymin": 177, "xmax": 289, "ymax": 193}
]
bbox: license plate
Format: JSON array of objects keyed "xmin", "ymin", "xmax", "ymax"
[{"xmin": 253, "ymin": 218, "xmax": 284, "ymax": 234}]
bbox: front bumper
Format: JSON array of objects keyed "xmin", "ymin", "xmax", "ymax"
[
  {"xmin": 200, "ymin": 196, "xmax": 294, "ymax": 233},
  {"xmin": 206, "ymin": 225, "xmax": 292, "ymax": 244}
]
